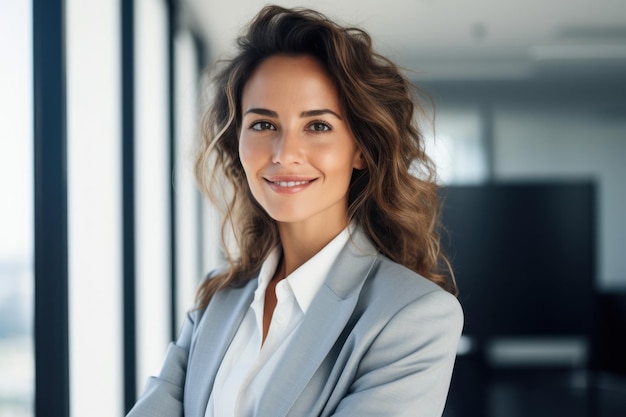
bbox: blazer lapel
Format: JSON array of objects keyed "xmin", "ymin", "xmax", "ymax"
[
  {"xmin": 184, "ymin": 278, "xmax": 257, "ymax": 417},
  {"xmin": 256, "ymin": 229, "xmax": 379, "ymax": 417}
]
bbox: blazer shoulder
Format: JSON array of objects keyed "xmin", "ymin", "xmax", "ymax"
[
  {"xmin": 362, "ymin": 254, "xmax": 462, "ymax": 322},
  {"xmin": 373, "ymin": 254, "xmax": 455, "ymax": 296},
  {"xmin": 187, "ymin": 269, "xmax": 257, "ymax": 329}
]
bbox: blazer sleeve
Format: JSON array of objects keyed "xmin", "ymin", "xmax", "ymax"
[
  {"xmin": 125, "ymin": 310, "xmax": 197, "ymax": 417},
  {"xmin": 331, "ymin": 289, "xmax": 463, "ymax": 417}
]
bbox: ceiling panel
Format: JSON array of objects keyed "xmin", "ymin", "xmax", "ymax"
[{"xmin": 182, "ymin": 0, "xmax": 626, "ymax": 81}]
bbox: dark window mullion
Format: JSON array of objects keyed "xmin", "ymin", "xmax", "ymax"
[
  {"xmin": 122, "ymin": 0, "xmax": 137, "ymax": 412},
  {"xmin": 167, "ymin": 0, "xmax": 178, "ymax": 342},
  {"xmin": 33, "ymin": 0, "xmax": 70, "ymax": 416}
]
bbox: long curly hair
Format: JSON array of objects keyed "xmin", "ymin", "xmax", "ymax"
[{"xmin": 194, "ymin": 5, "xmax": 457, "ymax": 306}]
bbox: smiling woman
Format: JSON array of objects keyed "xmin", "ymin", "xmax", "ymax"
[
  {"xmin": 127, "ymin": 5, "xmax": 462, "ymax": 417},
  {"xmin": 239, "ymin": 55, "xmax": 365, "ymax": 236}
]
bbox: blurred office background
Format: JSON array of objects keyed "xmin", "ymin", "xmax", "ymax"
[{"xmin": 1, "ymin": 0, "xmax": 624, "ymax": 416}]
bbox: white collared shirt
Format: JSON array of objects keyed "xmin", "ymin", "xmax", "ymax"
[{"xmin": 205, "ymin": 226, "xmax": 352, "ymax": 417}]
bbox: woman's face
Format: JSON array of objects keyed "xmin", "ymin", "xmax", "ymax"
[{"xmin": 239, "ymin": 54, "xmax": 364, "ymax": 229}]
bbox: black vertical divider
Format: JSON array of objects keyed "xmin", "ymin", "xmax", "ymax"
[
  {"xmin": 192, "ymin": 31, "xmax": 208, "ymax": 283},
  {"xmin": 167, "ymin": 0, "xmax": 179, "ymax": 342},
  {"xmin": 122, "ymin": 0, "xmax": 137, "ymax": 412},
  {"xmin": 33, "ymin": 0, "xmax": 70, "ymax": 416}
]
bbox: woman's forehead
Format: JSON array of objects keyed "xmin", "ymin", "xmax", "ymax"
[{"xmin": 241, "ymin": 55, "xmax": 341, "ymax": 114}]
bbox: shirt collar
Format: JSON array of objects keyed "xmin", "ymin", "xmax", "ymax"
[
  {"xmin": 252, "ymin": 224, "xmax": 354, "ymax": 314},
  {"xmin": 286, "ymin": 225, "xmax": 352, "ymax": 314},
  {"xmin": 253, "ymin": 247, "xmax": 282, "ymax": 304}
]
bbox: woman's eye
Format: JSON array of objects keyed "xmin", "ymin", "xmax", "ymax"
[
  {"xmin": 250, "ymin": 121, "xmax": 275, "ymax": 131},
  {"xmin": 308, "ymin": 122, "xmax": 331, "ymax": 132}
]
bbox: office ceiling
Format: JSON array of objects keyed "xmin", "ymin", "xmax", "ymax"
[{"xmin": 183, "ymin": 0, "xmax": 626, "ymax": 82}]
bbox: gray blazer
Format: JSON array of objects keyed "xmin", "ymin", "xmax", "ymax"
[{"xmin": 127, "ymin": 230, "xmax": 463, "ymax": 417}]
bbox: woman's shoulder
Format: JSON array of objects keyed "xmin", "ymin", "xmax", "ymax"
[
  {"xmin": 369, "ymin": 253, "xmax": 437, "ymax": 290},
  {"xmin": 346, "ymin": 252, "xmax": 463, "ymax": 366},
  {"xmin": 366, "ymin": 253, "xmax": 462, "ymax": 319}
]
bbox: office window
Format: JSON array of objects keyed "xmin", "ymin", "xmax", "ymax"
[
  {"xmin": 174, "ymin": 29, "xmax": 205, "ymax": 329},
  {"xmin": 0, "ymin": 2, "xmax": 34, "ymax": 417},
  {"xmin": 66, "ymin": 1, "xmax": 123, "ymax": 415},
  {"xmin": 135, "ymin": 0, "xmax": 172, "ymax": 392},
  {"xmin": 426, "ymin": 106, "xmax": 488, "ymax": 184}
]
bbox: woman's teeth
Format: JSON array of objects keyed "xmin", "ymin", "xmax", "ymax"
[{"xmin": 274, "ymin": 180, "xmax": 309, "ymax": 187}]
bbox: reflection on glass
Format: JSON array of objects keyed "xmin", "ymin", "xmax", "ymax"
[{"xmin": 0, "ymin": 2, "xmax": 34, "ymax": 417}]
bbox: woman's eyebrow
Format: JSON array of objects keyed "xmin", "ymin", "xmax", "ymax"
[
  {"xmin": 300, "ymin": 109, "xmax": 342, "ymax": 120},
  {"xmin": 244, "ymin": 108, "xmax": 343, "ymax": 120},
  {"xmin": 244, "ymin": 108, "xmax": 278, "ymax": 117}
]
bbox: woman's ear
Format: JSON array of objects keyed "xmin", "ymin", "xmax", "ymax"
[{"xmin": 352, "ymin": 150, "xmax": 366, "ymax": 170}]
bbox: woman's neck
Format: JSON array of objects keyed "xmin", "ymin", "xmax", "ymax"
[{"xmin": 277, "ymin": 218, "xmax": 348, "ymax": 276}]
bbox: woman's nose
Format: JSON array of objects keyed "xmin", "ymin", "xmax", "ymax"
[{"xmin": 272, "ymin": 130, "xmax": 303, "ymax": 165}]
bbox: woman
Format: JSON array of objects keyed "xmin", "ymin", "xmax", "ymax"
[{"xmin": 127, "ymin": 5, "xmax": 462, "ymax": 417}]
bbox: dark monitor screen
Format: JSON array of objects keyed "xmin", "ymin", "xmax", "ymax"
[{"xmin": 439, "ymin": 182, "xmax": 596, "ymax": 337}]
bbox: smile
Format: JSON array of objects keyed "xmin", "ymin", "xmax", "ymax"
[
  {"xmin": 264, "ymin": 177, "xmax": 317, "ymax": 194},
  {"xmin": 272, "ymin": 180, "xmax": 311, "ymax": 187}
]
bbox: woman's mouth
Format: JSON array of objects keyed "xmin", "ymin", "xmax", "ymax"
[
  {"xmin": 272, "ymin": 180, "xmax": 311, "ymax": 187},
  {"xmin": 264, "ymin": 177, "xmax": 317, "ymax": 194}
]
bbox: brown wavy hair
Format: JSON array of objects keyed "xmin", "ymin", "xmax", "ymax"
[{"xmin": 194, "ymin": 5, "xmax": 457, "ymax": 307}]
